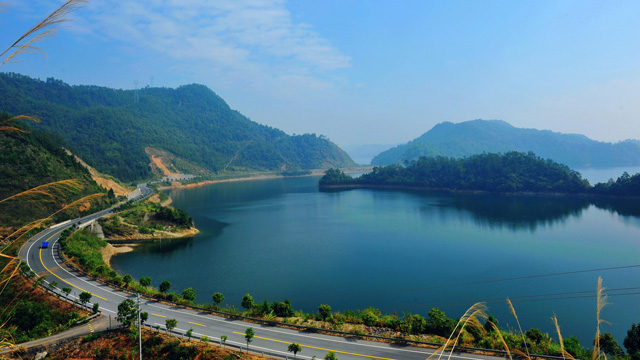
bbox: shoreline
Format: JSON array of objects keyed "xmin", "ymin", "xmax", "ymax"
[{"xmin": 157, "ymin": 166, "xmax": 374, "ymax": 191}]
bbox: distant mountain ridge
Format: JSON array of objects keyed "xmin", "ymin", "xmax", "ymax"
[
  {"xmin": 372, "ymin": 119, "xmax": 640, "ymax": 167},
  {"xmin": 0, "ymin": 73, "xmax": 355, "ymax": 181}
]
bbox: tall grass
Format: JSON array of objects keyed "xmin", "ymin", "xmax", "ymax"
[
  {"xmin": 0, "ymin": 115, "xmax": 39, "ymax": 133},
  {"xmin": 0, "ymin": 0, "xmax": 88, "ymax": 65}
]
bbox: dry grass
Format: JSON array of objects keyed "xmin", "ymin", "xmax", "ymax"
[
  {"xmin": 428, "ymin": 302, "xmax": 487, "ymax": 360},
  {"xmin": 0, "ymin": 179, "xmax": 84, "ymax": 205},
  {"xmin": 507, "ymin": 298, "xmax": 531, "ymax": 359},
  {"xmin": 0, "ymin": 0, "xmax": 88, "ymax": 65},
  {"xmin": 592, "ymin": 277, "xmax": 610, "ymax": 360},
  {"xmin": 0, "ymin": 115, "xmax": 40, "ymax": 133}
]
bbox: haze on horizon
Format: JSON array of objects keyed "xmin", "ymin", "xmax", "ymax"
[{"xmin": 3, "ymin": 0, "xmax": 640, "ymax": 149}]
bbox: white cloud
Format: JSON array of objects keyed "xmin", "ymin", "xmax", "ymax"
[{"xmin": 81, "ymin": 0, "xmax": 350, "ymax": 93}]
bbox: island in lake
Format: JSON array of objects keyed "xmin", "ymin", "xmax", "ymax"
[{"xmin": 320, "ymin": 151, "xmax": 640, "ymax": 197}]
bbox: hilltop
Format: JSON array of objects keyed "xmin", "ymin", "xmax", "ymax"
[
  {"xmin": 372, "ymin": 119, "xmax": 640, "ymax": 167},
  {"xmin": 0, "ymin": 73, "xmax": 356, "ymax": 181}
]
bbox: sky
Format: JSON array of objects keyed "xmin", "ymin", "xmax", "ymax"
[{"xmin": 2, "ymin": 0, "xmax": 640, "ymax": 149}]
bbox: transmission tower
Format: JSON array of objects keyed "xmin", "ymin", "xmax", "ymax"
[{"xmin": 133, "ymin": 80, "xmax": 139, "ymax": 103}]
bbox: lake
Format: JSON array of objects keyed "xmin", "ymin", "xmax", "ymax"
[{"xmin": 111, "ymin": 169, "xmax": 640, "ymax": 348}]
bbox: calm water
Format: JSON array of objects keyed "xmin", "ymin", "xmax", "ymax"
[{"xmin": 112, "ymin": 172, "xmax": 640, "ymax": 347}]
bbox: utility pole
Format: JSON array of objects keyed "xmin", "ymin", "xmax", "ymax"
[{"xmin": 137, "ymin": 293, "xmax": 142, "ymax": 360}]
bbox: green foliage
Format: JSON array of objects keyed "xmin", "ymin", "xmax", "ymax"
[
  {"xmin": 0, "ymin": 73, "xmax": 355, "ymax": 181},
  {"xmin": 245, "ymin": 327, "xmax": 254, "ymax": 349},
  {"xmin": 159, "ymin": 280, "xmax": 171, "ymax": 294},
  {"xmin": 372, "ymin": 119, "xmax": 640, "ymax": 169},
  {"xmin": 318, "ymin": 304, "xmax": 332, "ymax": 320},
  {"xmin": 116, "ymin": 299, "xmax": 137, "ymax": 328},
  {"xmin": 165, "ymin": 318, "xmax": 178, "ymax": 332},
  {"xmin": 140, "ymin": 312, "xmax": 148, "ymax": 325},
  {"xmin": 484, "ymin": 315, "xmax": 498, "ymax": 333},
  {"xmin": 139, "ymin": 276, "xmax": 152, "ymax": 287},
  {"xmin": 62, "ymin": 287, "xmax": 72, "ymax": 297},
  {"xmin": 564, "ymin": 335, "xmax": 589, "ymax": 359},
  {"xmin": 182, "ymin": 287, "xmax": 196, "ymax": 301},
  {"xmin": 241, "ymin": 293, "xmax": 254, "ymax": 310},
  {"xmin": 361, "ymin": 310, "xmax": 379, "ymax": 327},
  {"xmin": 122, "ymin": 274, "xmax": 133, "ymax": 286},
  {"xmin": 626, "ymin": 323, "xmax": 640, "ymax": 355},
  {"xmin": 426, "ymin": 308, "xmax": 456, "ymax": 337},
  {"xmin": 324, "ymin": 152, "xmax": 594, "ymax": 194},
  {"xmin": 212, "ymin": 292, "xmax": 224, "ymax": 306},
  {"xmin": 5, "ymin": 297, "xmax": 81, "ymax": 343},
  {"xmin": 324, "ymin": 351, "xmax": 338, "ymax": 360},
  {"xmin": 288, "ymin": 342, "xmax": 302, "ymax": 358},
  {"xmin": 61, "ymin": 229, "xmax": 109, "ymax": 277},
  {"xmin": 79, "ymin": 291, "xmax": 92, "ymax": 305},
  {"xmin": 525, "ymin": 328, "xmax": 547, "ymax": 344},
  {"xmin": 599, "ymin": 332, "xmax": 624, "ymax": 357},
  {"xmin": 0, "ymin": 115, "xmax": 114, "ymax": 226},
  {"xmin": 92, "ymin": 302, "xmax": 100, "ymax": 314}
]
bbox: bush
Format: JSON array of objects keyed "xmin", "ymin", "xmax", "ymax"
[{"xmin": 318, "ymin": 304, "xmax": 332, "ymax": 320}]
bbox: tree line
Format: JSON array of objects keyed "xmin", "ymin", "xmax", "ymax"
[{"xmin": 321, "ymin": 151, "xmax": 640, "ymax": 197}]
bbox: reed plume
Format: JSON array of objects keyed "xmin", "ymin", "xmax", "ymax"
[
  {"xmin": 0, "ymin": 179, "xmax": 84, "ymax": 204},
  {"xmin": 428, "ymin": 302, "xmax": 488, "ymax": 360},
  {"xmin": 0, "ymin": 0, "xmax": 88, "ymax": 65},
  {"xmin": 507, "ymin": 298, "xmax": 531, "ymax": 358},
  {"xmin": 0, "ymin": 115, "xmax": 40, "ymax": 133},
  {"xmin": 592, "ymin": 277, "xmax": 610, "ymax": 360}
]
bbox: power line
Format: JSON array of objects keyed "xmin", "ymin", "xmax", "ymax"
[
  {"xmin": 305, "ymin": 264, "xmax": 640, "ymax": 302},
  {"xmin": 376, "ymin": 287, "xmax": 640, "ymax": 312}
]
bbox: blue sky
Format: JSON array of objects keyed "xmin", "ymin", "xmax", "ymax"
[{"xmin": 2, "ymin": 0, "xmax": 640, "ymax": 148}]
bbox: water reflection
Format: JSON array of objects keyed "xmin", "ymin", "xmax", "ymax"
[{"xmin": 430, "ymin": 194, "xmax": 592, "ymax": 232}]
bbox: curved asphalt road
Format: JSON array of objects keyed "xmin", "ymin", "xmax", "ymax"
[{"xmin": 18, "ymin": 186, "xmax": 501, "ymax": 360}]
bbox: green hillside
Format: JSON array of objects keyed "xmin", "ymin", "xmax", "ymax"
[
  {"xmin": 0, "ymin": 114, "xmax": 114, "ymax": 228},
  {"xmin": 372, "ymin": 119, "xmax": 640, "ymax": 167},
  {"xmin": 0, "ymin": 73, "xmax": 355, "ymax": 181}
]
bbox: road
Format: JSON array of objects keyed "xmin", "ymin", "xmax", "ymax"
[{"xmin": 18, "ymin": 186, "xmax": 501, "ymax": 360}]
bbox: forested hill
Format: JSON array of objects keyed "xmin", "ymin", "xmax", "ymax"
[
  {"xmin": 371, "ymin": 119, "xmax": 640, "ymax": 167},
  {"xmin": 0, "ymin": 73, "xmax": 355, "ymax": 181},
  {"xmin": 322, "ymin": 152, "xmax": 640, "ymax": 196},
  {"xmin": 0, "ymin": 114, "xmax": 114, "ymax": 228}
]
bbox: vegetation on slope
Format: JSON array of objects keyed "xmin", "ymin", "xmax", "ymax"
[
  {"xmin": 372, "ymin": 119, "xmax": 640, "ymax": 167},
  {"xmin": 323, "ymin": 152, "xmax": 592, "ymax": 194},
  {"xmin": 0, "ymin": 113, "xmax": 116, "ymax": 230},
  {"xmin": 0, "ymin": 73, "xmax": 356, "ymax": 181},
  {"xmin": 99, "ymin": 201, "xmax": 195, "ymax": 239}
]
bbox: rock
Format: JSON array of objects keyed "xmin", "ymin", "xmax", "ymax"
[{"xmin": 34, "ymin": 352, "xmax": 47, "ymax": 360}]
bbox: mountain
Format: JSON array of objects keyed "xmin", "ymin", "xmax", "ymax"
[
  {"xmin": 0, "ymin": 115, "xmax": 113, "ymax": 229},
  {"xmin": 343, "ymin": 144, "xmax": 397, "ymax": 165},
  {"xmin": 0, "ymin": 73, "xmax": 355, "ymax": 181},
  {"xmin": 371, "ymin": 119, "xmax": 640, "ymax": 168}
]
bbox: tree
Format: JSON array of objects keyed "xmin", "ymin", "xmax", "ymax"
[
  {"xmin": 139, "ymin": 276, "xmax": 152, "ymax": 287},
  {"xmin": 123, "ymin": 274, "xmax": 133, "ymax": 287},
  {"xmin": 116, "ymin": 298, "xmax": 138, "ymax": 328},
  {"xmin": 324, "ymin": 351, "xmax": 338, "ymax": 360},
  {"xmin": 166, "ymin": 318, "xmax": 178, "ymax": 334},
  {"xmin": 62, "ymin": 286, "xmax": 72, "ymax": 298},
  {"xmin": 245, "ymin": 327, "xmax": 254, "ymax": 352},
  {"xmin": 212, "ymin": 292, "xmax": 225, "ymax": 306},
  {"xmin": 484, "ymin": 315, "xmax": 498, "ymax": 333},
  {"xmin": 625, "ymin": 323, "xmax": 640, "ymax": 356},
  {"xmin": 598, "ymin": 332, "xmax": 624, "ymax": 356},
  {"xmin": 159, "ymin": 280, "xmax": 171, "ymax": 294},
  {"xmin": 221, "ymin": 335, "xmax": 228, "ymax": 349},
  {"xmin": 288, "ymin": 343, "xmax": 302, "ymax": 359},
  {"xmin": 426, "ymin": 307, "xmax": 455, "ymax": 336},
  {"xmin": 140, "ymin": 312, "xmax": 149, "ymax": 325},
  {"xmin": 92, "ymin": 302, "xmax": 100, "ymax": 314},
  {"xmin": 241, "ymin": 293, "xmax": 254, "ymax": 311},
  {"xmin": 186, "ymin": 328, "xmax": 193, "ymax": 341},
  {"xmin": 49, "ymin": 281, "xmax": 58, "ymax": 290},
  {"xmin": 182, "ymin": 287, "xmax": 196, "ymax": 301},
  {"xmin": 318, "ymin": 304, "xmax": 332, "ymax": 320},
  {"xmin": 79, "ymin": 291, "xmax": 92, "ymax": 305}
]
